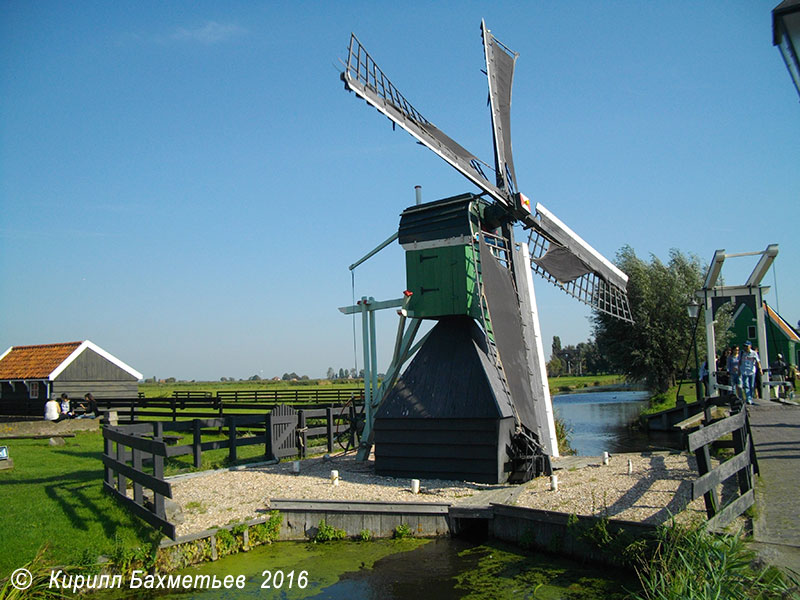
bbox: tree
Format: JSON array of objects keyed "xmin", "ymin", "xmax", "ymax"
[
  {"xmin": 326, "ymin": 367, "xmax": 335, "ymax": 380},
  {"xmin": 547, "ymin": 356, "xmax": 564, "ymax": 377},
  {"xmin": 592, "ymin": 246, "xmax": 707, "ymax": 393}
]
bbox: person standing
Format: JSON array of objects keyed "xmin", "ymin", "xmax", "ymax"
[
  {"xmin": 727, "ymin": 346, "xmax": 741, "ymax": 399},
  {"xmin": 739, "ymin": 341, "xmax": 762, "ymax": 405}
]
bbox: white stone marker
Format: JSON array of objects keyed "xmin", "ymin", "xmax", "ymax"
[
  {"xmin": 331, "ymin": 470, "xmax": 339, "ymax": 486},
  {"xmin": 411, "ymin": 479, "xmax": 420, "ymax": 494}
]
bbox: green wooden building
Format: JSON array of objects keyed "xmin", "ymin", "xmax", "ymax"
[{"xmin": 730, "ymin": 301, "xmax": 799, "ymax": 367}]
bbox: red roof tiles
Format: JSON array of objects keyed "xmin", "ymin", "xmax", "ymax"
[{"xmin": 0, "ymin": 342, "xmax": 83, "ymax": 380}]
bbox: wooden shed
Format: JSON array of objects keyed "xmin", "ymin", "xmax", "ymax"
[{"xmin": 0, "ymin": 341, "xmax": 142, "ymax": 417}]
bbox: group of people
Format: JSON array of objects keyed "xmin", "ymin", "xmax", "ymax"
[
  {"xmin": 713, "ymin": 342, "xmax": 797, "ymax": 405},
  {"xmin": 43, "ymin": 393, "xmax": 99, "ymax": 421}
]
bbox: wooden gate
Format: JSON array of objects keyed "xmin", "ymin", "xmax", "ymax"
[{"xmin": 268, "ymin": 404, "xmax": 298, "ymax": 459}]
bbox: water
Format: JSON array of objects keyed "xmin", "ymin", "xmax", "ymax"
[
  {"xmin": 111, "ymin": 538, "xmax": 637, "ymax": 599},
  {"xmin": 553, "ymin": 389, "xmax": 680, "ymax": 456}
]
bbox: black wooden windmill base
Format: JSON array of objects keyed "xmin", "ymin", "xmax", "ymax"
[{"xmin": 373, "ymin": 316, "xmax": 548, "ymax": 484}]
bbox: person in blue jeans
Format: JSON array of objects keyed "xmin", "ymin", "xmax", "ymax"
[
  {"xmin": 739, "ymin": 341, "xmax": 762, "ymax": 405},
  {"xmin": 727, "ymin": 345, "xmax": 741, "ymax": 399}
]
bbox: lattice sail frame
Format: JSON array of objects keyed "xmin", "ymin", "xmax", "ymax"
[
  {"xmin": 527, "ymin": 229, "xmax": 633, "ymax": 323},
  {"xmin": 342, "ymin": 30, "xmax": 634, "ymax": 325}
]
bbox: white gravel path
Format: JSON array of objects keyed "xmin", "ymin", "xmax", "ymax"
[{"xmin": 168, "ymin": 450, "xmax": 717, "ymax": 537}]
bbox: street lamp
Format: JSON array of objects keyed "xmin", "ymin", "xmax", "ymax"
[
  {"xmin": 687, "ymin": 299, "xmax": 703, "ymax": 402},
  {"xmin": 773, "ymin": 0, "xmax": 800, "ymax": 100}
]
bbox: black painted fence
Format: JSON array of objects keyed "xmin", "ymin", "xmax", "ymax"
[{"xmin": 102, "ymin": 405, "xmax": 357, "ymax": 538}]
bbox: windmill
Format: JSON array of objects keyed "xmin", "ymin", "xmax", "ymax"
[{"xmin": 340, "ymin": 22, "xmax": 633, "ymax": 484}]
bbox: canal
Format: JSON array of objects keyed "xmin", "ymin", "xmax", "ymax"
[
  {"xmin": 553, "ymin": 389, "xmax": 680, "ymax": 456},
  {"xmin": 114, "ymin": 537, "xmax": 639, "ymax": 599}
]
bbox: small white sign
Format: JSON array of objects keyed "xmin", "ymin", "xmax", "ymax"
[{"xmin": 0, "ymin": 446, "xmax": 8, "ymax": 461}]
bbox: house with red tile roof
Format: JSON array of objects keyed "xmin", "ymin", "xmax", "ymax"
[{"xmin": 0, "ymin": 341, "xmax": 142, "ymax": 417}]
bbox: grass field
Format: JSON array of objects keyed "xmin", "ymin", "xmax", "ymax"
[{"xmin": 139, "ymin": 374, "xmax": 626, "ymax": 399}]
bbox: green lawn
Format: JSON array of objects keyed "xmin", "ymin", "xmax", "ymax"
[{"xmin": 0, "ymin": 431, "xmax": 160, "ymax": 578}]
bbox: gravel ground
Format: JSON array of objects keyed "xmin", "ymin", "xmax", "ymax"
[
  {"xmin": 517, "ymin": 451, "xmax": 709, "ymax": 525},
  {"xmin": 169, "ymin": 450, "xmax": 712, "ymax": 537}
]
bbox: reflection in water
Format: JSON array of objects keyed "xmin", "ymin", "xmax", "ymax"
[{"xmin": 553, "ymin": 390, "xmax": 681, "ymax": 456}]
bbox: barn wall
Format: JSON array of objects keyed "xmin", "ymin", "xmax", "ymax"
[
  {"xmin": 57, "ymin": 349, "xmax": 138, "ymax": 382},
  {"xmin": 52, "ymin": 381, "xmax": 138, "ymax": 400}
]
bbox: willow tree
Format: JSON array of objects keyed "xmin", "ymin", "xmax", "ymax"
[{"xmin": 592, "ymin": 246, "xmax": 710, "ymax": 393}]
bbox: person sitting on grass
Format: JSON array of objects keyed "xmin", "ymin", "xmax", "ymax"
[
  {"xmin": 44, "ymin": 397, "xmax": 61, "ymax": 421},
  {"xmin": 75, "ymin": 393, "xmax": 99, "ymax": 419}
]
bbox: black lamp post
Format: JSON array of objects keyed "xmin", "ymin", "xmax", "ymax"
[
  {"xmin": 773, "ymin": 0, "xmax": 800, "ymax": 99},
  {"xmin": 687, "ymin": 299, "xmax": 703, "ymax": 402}
]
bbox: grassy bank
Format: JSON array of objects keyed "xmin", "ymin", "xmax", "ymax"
[
  {"xmin": 0, "ymin": 431, "xmax": 160, "ymax": 578},
  {"xmin": 640, "ymin": 381, "xmax": 701, "ymax": 416}
]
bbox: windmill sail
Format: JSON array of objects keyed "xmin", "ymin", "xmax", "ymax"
[
  {"xmin": 341, "ymin": 34, "xmax": 512, "ymax": 210},
  {"xmin": 341, "ymin": 29, "xmax": 633, "ymax": 324},
  {"xmin": 528, "ymin": 203, "xmax": 633, "ymax": 323},
  {"xmin": 482, "ymin": 20, "xmax": 518, "ymax": 194}
]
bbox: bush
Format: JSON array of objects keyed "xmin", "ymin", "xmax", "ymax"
[
  {"xmin": 313, "ymin": 520, "xmax": 347, "ymax": 543},
  {"xmin": 393, "ymin": 523, "xmax": 413, "ymax": 539}
]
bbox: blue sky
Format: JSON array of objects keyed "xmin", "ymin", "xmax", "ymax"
[{"xmin": 1, "ymin": 1, "xmax": 798, "ymax": 381}]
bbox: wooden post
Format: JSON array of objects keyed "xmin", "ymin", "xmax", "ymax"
[
  {"xmin": 265, "ymin": 413, "xmax": 273, "ymax": 459},
  {"xmin": 298, "ymin": 410, "xmax": 306, "ymax": 458},
  {"xmin": 349, "ymin": 403, "xmax": 357, "ymax": 450},
  {"xmin": 130, "ymin": 398, "xmax": 136, "ymax": 423},
  {"xmin": 731, "ymin": 424, "xmax": 752, "ymax": 496},
  {"xmin": 193, "ymin": 419, "xmax": 202, "ymax": 469},
  {"xmin": 693, "ymin": 425, "xmax": 719, "ymax": 518},
  {"xmin": 104, "ymin": 431, "xmax": 114, "ymax": 487},
  {"xmin": 171, "ymin": 398, "xmax": 176, "ymax": 422},
  {"xmin": 132, "ymin": 447, "xmax": 143, "ymax": 505},
  {"xmin": 326, "ymin": 407, "xmax": 334, "ymax": 453},
  {"xmin": 116, "ymin": 441, "xmax": 126, "ymax": 492},
  {"xmin": 228, "ymin": 416, "xmax": 237, "ymax": 463}
]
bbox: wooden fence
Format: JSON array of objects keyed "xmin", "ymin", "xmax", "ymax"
[
  {"xmin": 94, "ymin": 395, "xmax": 363, "ymax": 425},
  {"xmin": 687, "ymin": 407, "xmax": 759, "ymax": 531},
  {"xmin": 102, "ymin": 406, "xmax": 357, "ymax": 538}
]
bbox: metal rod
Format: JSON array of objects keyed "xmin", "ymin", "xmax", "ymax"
[{"xmin": 348, "ymin": 232, "xmax": 399, "ymax": 271}]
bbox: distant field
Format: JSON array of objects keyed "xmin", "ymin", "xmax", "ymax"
[
  {"xmin": 139, "ymin": 375, "xmax": 626, "ymax": 399},
  {"xmin": 138, "ymin": 379, "xmax": 364, "ymax": 398}
]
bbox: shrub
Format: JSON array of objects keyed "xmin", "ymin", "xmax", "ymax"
[
  {"xmin": 313, "ymin": 520, "xmax": 347, "ymax": 543},
  {"xmin": 393, "ymin": 523, "xmax": 412, "ymax": 539}
]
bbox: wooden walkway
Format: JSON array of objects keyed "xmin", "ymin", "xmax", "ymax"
[{"xmin": 748, "ymin": 399, "xmax": 800, "ymax": 574}]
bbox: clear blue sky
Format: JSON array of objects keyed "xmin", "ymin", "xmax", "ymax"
[{"xmin": 2, "ymin": 1, "xmax": 798, "ymax": 381}]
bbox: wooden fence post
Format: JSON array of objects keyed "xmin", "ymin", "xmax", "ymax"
[
  {"xmin": 228, "ymin": 416, "xmax": 237, "ymax": 463},
  {"xmin": 193, "ymin": 420, "xmax": 202, "ymax": 469},
  {"xmin": 349, "ymin": 403, "xmax": 357, "ymax": 450},
  {"xmin": 116, "ymin": 439, "xmax": 126, "ymax": 492},
  {"xmin": 171, "ymin": 398, "xmax": 177, "ymax": 422},
  {"xmin": 326, "ymin": 407, "xmax": 334, "ymax": 453},
  {"xmin": 132, "ymin": 447, "xmax": 143, "ymax": 505},
  {"xmin": 103, "ymin": 432, "xmax": 114, "ymax": 486},
  {"xmin": 153, "ymin": 422, "xmax": 165, "ymax": 519},
  {"xmin": 265, "ymin": 413, "xmax": 274, "ymax": 460},
  {"xmin": 298, "ymin": 410, "xmax": 307, "ymax": 458}
]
